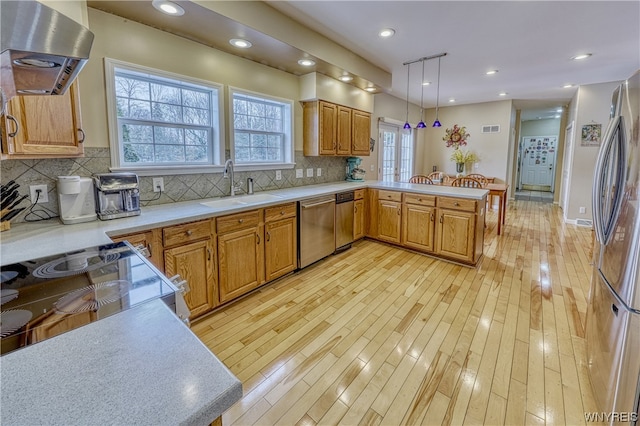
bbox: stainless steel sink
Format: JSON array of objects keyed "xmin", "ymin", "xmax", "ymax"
[{"xmin": 201, "ymin": 193, "xmax": 284, "ymax": 209}]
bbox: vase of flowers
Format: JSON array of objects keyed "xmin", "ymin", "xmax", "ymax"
[
  {"xmin": 443, "ymin": 124, "xmax": 470, "ymax": 149},
  {"xmin": 450, "ymin": 148, "xmax": 479, "ymax": 175},
  {"xmin": 456, "ymin": 162, "xmax": 465, "ymax": 173}
]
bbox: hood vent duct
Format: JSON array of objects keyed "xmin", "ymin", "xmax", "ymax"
[{"xmin": 0, "ymin": 0, "xmax": 94, "ymax": 100}]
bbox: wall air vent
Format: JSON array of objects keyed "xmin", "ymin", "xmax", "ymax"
[
  {"xmin": 482, "ymin": 125, "xmax": 500, "ymax": 133},
  {"xmin": 576, "ymin": 219, "xmax": 593, "ymax": 227}
]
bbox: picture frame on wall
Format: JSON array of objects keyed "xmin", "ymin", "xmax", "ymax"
[{"xmin": 581, "ymin": 123, "xmax": 602, "ymax": 146}]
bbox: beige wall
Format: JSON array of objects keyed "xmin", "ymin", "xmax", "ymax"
[
  {"xmin": 80, "ymin": 8, "xmax": 304, "ymax": 150},
  {"xmin": 419, "ymin": 100, "xmax": 514, "ymax": 182},
  {"xmin": 565, "ymin": 81, "xmax": 621, "ymax": 221},
  {"xmin": 520, "ymin": 118, "xmax": 561, "ymax": 137},
  {"xmin": 38, "ymin": 0, "xmax": 88, "ymax": 25}
]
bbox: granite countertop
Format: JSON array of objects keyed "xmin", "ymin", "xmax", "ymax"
[
  {"xmin": 0, "ymin": 181, "xmax": 487, "ymax": 266},
  {"xmin": 0, "ymin": 299, "xmax": 243, "ymax": 426}
]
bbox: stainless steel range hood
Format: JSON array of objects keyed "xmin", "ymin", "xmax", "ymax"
[{"xmin": 0, "ymin": 0, "xmax": 94, "ymax": 100}]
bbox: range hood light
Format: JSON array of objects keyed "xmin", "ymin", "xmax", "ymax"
[
  {"xmin": 17, "ymin": 89, "xmax": 51, "ymax": 95},
  {"xmin": 13, "ymin": 58, "xmax": 60, "ymax": 69}
]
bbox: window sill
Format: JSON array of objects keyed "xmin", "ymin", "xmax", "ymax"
[
  {"xmin": 232, "ymin": 163, "xmax": 296, "ymax": 172},
  {"xmin": 110, "ymin": 162, "xmax": 296, "ymax": 176}
]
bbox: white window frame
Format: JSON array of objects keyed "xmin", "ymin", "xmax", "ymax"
[
  {"xmin": 378, "ymin": 119, "xmax": 416, "ymax": 182},
  {"xmin": 104, "ymin": 58, "xmax": 225, "ymax": 176},
  {"xmin": 229, "ymin": 86, "xmax": 295, "ymax": 171}
]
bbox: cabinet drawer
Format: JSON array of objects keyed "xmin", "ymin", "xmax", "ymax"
[
  {"xmin": 217, "ymin": 209, "xmax": 261, "ymax": 234},
  {"xmin": 354, "ymin": 189, "xmax": 365, "ymax": 200},
  {"xmin": 265, "ymin": 203, "xmax": 296, "ymax": 223},
  {"xmin": 437, "ymin": 197, "xmax": 477, "ymax": 212},
  {"xmin": 163, "ymin": 220, "xmax": 211, "ymax": 247},
  {"xmin": 378, "ymin": 190, "xmax": 402, "ymax": 202},
  {"xmin": 403, "ymin": 193, "xmax": 436, "ymax": 207}
]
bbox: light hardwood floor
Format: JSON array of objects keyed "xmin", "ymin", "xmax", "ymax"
[{"xmin": 192, "ymin": 200, "xmax": 599, "ymax": 425}]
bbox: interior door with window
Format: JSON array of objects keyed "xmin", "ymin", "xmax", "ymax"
[{"xmin": 379, "ymin": 123, "xmax": 414, "ymax": 182}]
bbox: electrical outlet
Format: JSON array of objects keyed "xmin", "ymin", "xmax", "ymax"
[
  {"xmin": 275, "ymin": 170, "xmax": 282, "ymax": 181},
  {"xmin": 306, "ymin": 168, "xmax": 314, "ymax": 178},
  {"xmin": 29, "ymin": 184, "xmax": 48, "ymax": 204},
  {"xmin": 316, "ymin": 168, "xmax": 322, "ymax": 177},
  {"xmin": 475, "ymin": 163, "xmax": 479, "ymax": 169},
  {"xmin": 296, "ymin": 169, "xmax": 303, "ymax": 178},
  {"xmin": 370, "ymin": 164, "xmax": 375, "ymax": 172},
  {"xmin": 152, "ymin": 177, "xmax": 164, "ymax": 192},
  {"xmin": 579, "ymin": 206, "xmax": 586, "ymax": 214}
]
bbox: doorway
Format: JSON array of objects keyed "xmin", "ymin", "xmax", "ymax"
[
  {"xmin": 378, "ymin": 123, "xmax": 415, "ymax": 182},
  {"xmin": 519, "ymin": 135, "xmax": 558, "ymax": 191}
]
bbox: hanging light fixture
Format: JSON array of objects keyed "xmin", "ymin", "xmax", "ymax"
[
  {"xmin": 403, "ymin": 63, "xmax": 411, "ymax": 129},
  {"xmin": 416, "ymin": 59, "xmax": 426, "ymax": 128},
  {"xmin": 433, "ymin": 56, "xmax": 442, "ymax": 127}
]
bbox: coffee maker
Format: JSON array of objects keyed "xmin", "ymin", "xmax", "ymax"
[
  {"xmin": 93, "ymin": 173, "xmax": 141, "ymax": 220},
  {"xmin": 346, "ymin": 157, "xmax": 366, "ymax": 182},
  {"xmin": 57, "ymin": 176, "xmax": 97, "ymax": 225}
]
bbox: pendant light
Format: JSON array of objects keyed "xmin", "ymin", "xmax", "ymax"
[
  {"xmin": 403, "ymin": 63, "xmax": 411, "ymax": 129},
  {"xmin": 432, "ymin": 56, "xmax": 442, "ymax": 127},
  {"xmin": 416, "ymin": 59, "xmax": 426, "ymax": 128}
]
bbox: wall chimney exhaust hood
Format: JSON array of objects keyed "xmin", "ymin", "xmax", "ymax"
[{"xmin": 0, "ymin": 0, "xmax": 94, "ymax": 101}]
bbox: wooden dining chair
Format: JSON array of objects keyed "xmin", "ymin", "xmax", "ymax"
[
  {"xmin": 408, "ymin": 175, "xmax": 434, "ymax": 184},
  {"xmin": 427, "ymin": 172, "xmax": 449, "ymax": 183},
  {"xmin": 466, "ymin": 173, "xmax": 488, "ymax": 186},
  {"xmin": 450, "ymin": 177, "xmax": 483, "ymax": 188}
]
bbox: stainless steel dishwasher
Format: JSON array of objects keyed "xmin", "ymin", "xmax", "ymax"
[
  {"xmin": 298, "ymin": 195, "xmax": 335, "ymax": 268},
  {"xmin": 335, "ymin": 191, "xmax": 355, "ymax": 252}
]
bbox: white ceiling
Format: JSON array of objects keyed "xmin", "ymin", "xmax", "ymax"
[
  {"xmin": 268, "ymin": 1, "xmax": 640, "ymax": 120},
  {"xmin": 89, "ymin": 1, "xmax": 640, "ymax": 121}
]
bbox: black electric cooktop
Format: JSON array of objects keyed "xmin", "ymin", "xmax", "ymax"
[{"xmin": 0, "ymin": 241, "xmax": 176, "ymax": 356}]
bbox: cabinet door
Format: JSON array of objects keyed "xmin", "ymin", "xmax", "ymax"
[
  {"xmin": 377, "ymin": 200, "xmax": 401, "ymax": 244},
  {"xmin": 354, "ymin": 199, "xmax": 365, "ymax": 240},
  {"xmin": 351, "ymin": 109, "xmax": 371, "ymax": 156},
  {"xmin": 319, "ymin": 101, "xmax": 337, "ymax": 155},
  {"xmin": 2, "ymin": 81, "xmax": 84, "ymax": 158},
  {"xmin": 111, "ymin": 229, "xmax": 163, "ymax": 272},
  {"xmin": 218, "ymin": 226, "xmax": 265, "ymax": 303},
  {"xmin": 164, "ymin": 239, "xmax": 217, "ymax": 318},
  {"xmin": 265, "ymin": 217, "xmax": 297, "ymax": 281},
  {"xmin": 402, "ymin": 203, "xmax": 435, "ymax": 252},
  {"xmin": 435, "ymin": 208, "xmax": 475, "ymax": 263},
  {"xmin": 336, "ymin": 105, "xmax": 352, "ymax": 155}
]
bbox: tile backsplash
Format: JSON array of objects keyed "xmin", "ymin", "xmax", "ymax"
[{"xmin": 0, "ymin": 148, "xmax": 350, "ymax": 223}]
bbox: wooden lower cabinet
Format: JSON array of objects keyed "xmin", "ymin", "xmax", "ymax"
[
  {"xmin": 353, "ymin": 198, "xmax": 365, "ymax": 240},
  {"xmin": 377, "ymin": 199, "xmax": 401, "ymax": 244},
  {"xmin": 110, "ymin": 229, "xmax": 163, "ymax": 272},
  {"xmin": 402, "ymin": 203, "xmax": 435, "ymax": 252},
  {"xmin": 265, "ymin": 216, "xmax": 297, "ymax": 281},
  {"xmin": 218, "ymin": 226, "xmax": 265, "ymax": 303},
  {"xmin": 164, "ymin": 239, "xmax": 217, "ymax": 318},
  {"xmin": 435, "ymin": 208, "xmax": 475, "ymax": 263}
]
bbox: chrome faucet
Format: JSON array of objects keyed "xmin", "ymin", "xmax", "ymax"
[{"xmin": 223, "ymin": 159, "xmax": 236, "ymax": 196}]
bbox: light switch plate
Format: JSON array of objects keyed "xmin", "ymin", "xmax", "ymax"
[
  {"xmin": 370, "ymin": 164, "xmax": 375, "ymax": 172},
  {"xmin": 296, "ymin": 169, "xmax": 303, "ymax": 178},
  {"xmin": 275, "ymin": 170, "xmax": 282, "ymax": 181},
  {"xmin": 316, "ymin": 168, "xmax": 322, "ymax": 177},
  {"xmin": 306, "ymin": 168, "xmax": 314, "ymax": 177}
]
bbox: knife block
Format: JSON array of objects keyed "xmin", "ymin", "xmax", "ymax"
[{"xmin": 1, "ymin": 221, "xmax": 10, "ymax": 232}]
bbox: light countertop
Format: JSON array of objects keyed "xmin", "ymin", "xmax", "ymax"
[
  {"xmin": 0, "ymin": 181, "xmax": 487, "ymax": 266},
  {"xmin": 0, "ymin": 299, "xmax": 243, "ymax": 426}
]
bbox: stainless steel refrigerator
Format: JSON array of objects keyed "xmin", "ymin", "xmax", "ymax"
[{"xmin": 586, "ymin": 70, "xmax": 640, "ymax": 424}]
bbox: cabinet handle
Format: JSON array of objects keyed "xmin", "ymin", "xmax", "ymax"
[
  {"xmin": 77, "ymin": 128, "xmax": 85, "ymax": 143},
  {"xmin": 238, "ymin": 218, "xmax": 244, "ymax": 224},
  {"xmin": 185, "ymin": 230, "xmax": 193, "ymax": 236},
  {"xmin": 430, "ymin": 213, "xmax": 434, "ymax": 222},
  {"xmin": 6, "ymin": 115, "xmax": 18, "ymax": 138},
  {"xmin": 280, "ymin": 210, "xmax": 285, "ymax": 215},
  {"xmin": 440, "ymin": 215, "xmax": 444, "ymax": 223},
  {"xmin": 266, "ymin": 231, "xmax": 271, "ymax": 242},
  {"xmin": 256, "ymin": 233, "xmax": 261, "ymax": 244},
  {"xmin": 147, "ymin": 243, "xmax": 152, "ymax": 257},
  {"xmin": 397, "ymin": 209, "xmax": 400, "ymax": 215},
  {"xmin": 207, "ymin": 247, "xmax": 211, "ymax": 261},
  {"xmin": 454, "ymin": 202, "xmax": 460, "ymax": 206},
  {"xmin": 354, "ymin": 206, "xmax": 358, "ymax": 213}
]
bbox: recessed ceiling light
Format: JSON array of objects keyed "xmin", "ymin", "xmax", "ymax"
[
  {"xmin": 152, "ymin": 0, "xmax": 185, "ymax": 16},
  {"xmin": 498, "ymin": 92, "xmax": 508, "ymax": 96},
  {"xmin": 448, "ymin": 98, "xmax": 456, "ymax": 103},
  {"xmin": 571, "ymin": 53, "xmax": 592, "ymax": 60},
  {"xmin": 298, "ymin": 59, "xmax": 316, "ymax": 67},
  {"xmin": 339, "ymin": 75, "xmax": 353, "ymax": 82},
  {"xmin": 563, "ymin": 84, "xmax": 574, "ymax": 88},
  {"xmin": 365, "ymin": 87, "xmax": 377, "ymax": 92},
  {"xmin": 422, "ymin": 81, "xmax": 431, "ymax": 86},
  {"xmin": 379, "ymin": 28, "xmax": 396, "ymax": 38},
  {"xmin": 486, "ymin": 70, "xmax": 498, "ymax": 75},
  {"xmin": 556, "ymin": 108, "xmax": 563, "ymax": 112},
  {"xmin": 229, "ymin": 39, "xmax": 252, "ymax": 48},
  {"xmin": 555, "ymin": 115, "xmax": 561, "ymax": 118}
]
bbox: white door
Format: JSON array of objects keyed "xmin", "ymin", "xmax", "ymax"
[
  {"xmin": 520, "ymin": 136, "xmax": 558, "ymax": 188},
  {"xmin": 379, "ymin": 124, "xmax": 414, "ymax": 182},
  {"xmin": 560, "ymin": 122, "xmax": 574, "ymax": 212}
]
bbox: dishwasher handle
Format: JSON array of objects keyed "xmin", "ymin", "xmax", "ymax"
[{"xmin": 300, "ymin": 199, "xmax": 335, "ymax": 209}]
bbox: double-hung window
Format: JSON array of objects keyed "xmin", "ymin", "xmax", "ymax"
[
  {"xmin": 230, "ymin": 88, "xmax": 294, "ymax": 170},
  {"xmin": 105, "ymin": 59, "xmax": 223, "ymax": 174}
]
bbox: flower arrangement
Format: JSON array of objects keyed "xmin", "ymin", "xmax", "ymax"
[
  {"xmin": 443, "ymin": 124, "xmax": 470, "ymax": 149},
  {"xmin": 450, "ymin": 149, "xmax": 478, "ymax": 164}
]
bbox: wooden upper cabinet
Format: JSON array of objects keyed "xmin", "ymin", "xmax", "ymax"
[
  {"xmin": 303, "ymin": 100, "xmax": 370, "ymax": 156},
  {"xmin": 351, "ymin": 109, "xmax": 371, "ymax": 156},
  {"xmin": 1, "ymin": 81, "xmax": 84, "ymax": 159}
]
